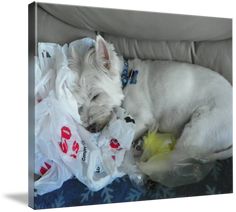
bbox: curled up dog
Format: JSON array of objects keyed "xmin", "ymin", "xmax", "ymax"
[{"xmin": 71, "ymin": 35, "xmax": 232, "ymax": 187}]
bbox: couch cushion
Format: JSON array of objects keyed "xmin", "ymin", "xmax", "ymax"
[
  {"xmin": 36, "ymin": 4, "xmax": 232, "ymax": 84},
  {"xmin": 37, "ymin": 6, "xmax": 95, "ymax": 44},
  {"xmin": 104, "ymin": 34, "xmax": 232, "ymax": 84},
  {"xmin": 39, "ymin": 3, "xmax": 232, "ymax": 41},
  {"xmin": 194, "ymin": 39, "xmax": 232, "ymax": 84}
]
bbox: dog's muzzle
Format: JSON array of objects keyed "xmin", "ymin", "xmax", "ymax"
[
  {"xmin": 86, "ymin": 122, "xmax": 107, "ymax": 133},
  {"xmin": 86, "ymin": 123, "xmax": 98, "ymax": 133},
  {"xmin": 86, "ymin": 113, "xmax": 112, "ymax": 133}
]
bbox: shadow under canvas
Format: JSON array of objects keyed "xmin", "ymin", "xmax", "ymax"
[{"xmin": 4, "ymin": 193, "xmax": 28, "ymax": 206}]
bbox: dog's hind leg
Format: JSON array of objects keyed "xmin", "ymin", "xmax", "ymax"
[
  {"xmin": 175, "ymin": 105, "xmax": 232, "ymax": 160},
  {"xmin": 139, "ymin": 105, "xmax": 232, "ymax": 186}
]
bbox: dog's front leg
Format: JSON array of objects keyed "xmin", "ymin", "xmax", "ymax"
[
  {"xmin": 132, "ymin": 113, "xmax": 157, "ymax": 157},
  {"xmin": 133, "ymin": 110, "xmax": 156, "ymax": 140},
  {"xmin": 133, "ymin": 120, "xmax": 149, "ymax": 141}
]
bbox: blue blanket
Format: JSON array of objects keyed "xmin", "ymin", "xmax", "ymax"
[{"xmin": 34, "ymin": 158, "xmax": 232, "ymax": 209}]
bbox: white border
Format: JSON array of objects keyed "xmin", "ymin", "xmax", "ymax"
[{"xmin": 0, "ymin": 0, "xmax": 234, "ymax": 211}]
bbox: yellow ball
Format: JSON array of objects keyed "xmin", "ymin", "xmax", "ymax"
[{"xmin": 141, "ymin": 132, "xmax": 176, "ymax": 162}]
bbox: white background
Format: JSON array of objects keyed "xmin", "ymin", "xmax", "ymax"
[{"xmin": 0, "ymin": 0, "xmax": 235, "ymax": 211}]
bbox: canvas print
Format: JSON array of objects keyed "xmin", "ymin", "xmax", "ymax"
[{"xmin": 28, "ymin": 2, "xmax": 233, "ymax": 209}]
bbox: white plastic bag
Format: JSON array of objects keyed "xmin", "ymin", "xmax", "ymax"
[
  {"xmin": 35, "ymin": 92, "xmax": 135, "ymax": 195},
  {"xmin": 34, "ymin": 38, "xmax": 136, "ymax": 195}
]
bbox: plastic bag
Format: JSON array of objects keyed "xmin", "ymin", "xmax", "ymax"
[
  {"xmin": 138, "ymin": 132, "xmax": 214, "ymax": 187},
  {"xmin": 34, "ymin": 38, "xmax": 136, "ymax": 195},
  {"xmin": 35, "ymin": 92, "xmax": 135, "ymax": 195}
]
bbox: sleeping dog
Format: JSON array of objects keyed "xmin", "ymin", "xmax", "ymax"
[{"xmin": 72, "ymin": 35, "xmax": 232, "ymax": 183}]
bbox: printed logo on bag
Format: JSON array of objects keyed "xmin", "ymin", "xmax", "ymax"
[
  {"xmin": 70, "ymin": 153, "xmax": 77, "ymax": 159},
  {"xmin": 59, "ymin": 126, "xmax": 80, "ymax": 159},
  {"xmin": 70, "ymin": 140, "xmax": 80, "ymax": 159},
  {"xmin": 96, "ymin": 166, "xmax": 101, "ymax": 173},
  {"xmin": 59, "ymin": 140, "xmax": 68, "ymax": 153},
  {"xmin": 81, "ymin": 140, "xmax": 88, "ymax": 162},
  {"xmin": 40, "ymin": 162, "xmax": 52, "ymax": 175},
  {"xmin": 124, "ymin": 116, "xmax": 135, "ymax": 124},
  {"xmin": 61, "ymin": 126, "xmax": 72, "ymax": 140},
  {"xmin": 72, "ymin": 140, "xmax": 80, "ymax": 153},
  {"xmin": 109, "ymin": 138, "xmax": 122, "ymax": 150}
]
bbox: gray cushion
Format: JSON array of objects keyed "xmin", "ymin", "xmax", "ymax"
[
  {"xmin": 37, "ymin": 6, "xmax": 95, "ymax": 44},
  {"xmin": 104, "ymin": 34, "xmax": 232, "ymax": 84},
  {"xmin": 194, "ymin": 39, "xmax": 232, "ymax": 84},
  {"xmin": 39, "ymin": 3, "xmax": 232, "ymax": 41},
  {"xmin": 36, "ymin": 3, "xmax": 232, "ymax": 84}
]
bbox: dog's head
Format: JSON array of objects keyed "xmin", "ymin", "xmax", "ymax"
[{"xmin": 73, "ymin": 35, "xmax": 124, "ymax": 132}]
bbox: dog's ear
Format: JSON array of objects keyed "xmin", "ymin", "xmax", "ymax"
[{"xmin": 95, "ymin": 35, "xmax": 111, "ymax": 71}]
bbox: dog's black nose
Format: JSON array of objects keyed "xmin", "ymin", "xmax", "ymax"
[{"xmin": 87, "ymin": 123, "xmax": 97, "ymax": 133}]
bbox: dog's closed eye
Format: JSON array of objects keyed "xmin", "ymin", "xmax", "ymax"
[{"xmin": 91, "ymin": 94, "xmax": 100, "ymax": 101}]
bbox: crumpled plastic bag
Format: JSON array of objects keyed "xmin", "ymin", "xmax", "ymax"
[
  {"xmin": 35, "ymin": 92, "xmax": 135, "ymax": 195},
  {"xmin": 34, "ymin": 38, "xmax": 135, "ymax": 195},
  {"xmin": 138, "ymin": 132, "xmax": 214, "ymax": 187}
]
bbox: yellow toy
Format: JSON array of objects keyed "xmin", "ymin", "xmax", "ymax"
[
  {"xmin": 141, "ymin": 132, "xmax": 176, "ymax": 162},
  {"xmin": 139, "ymin": 132, "xmax": 214, "ymax": 187}
]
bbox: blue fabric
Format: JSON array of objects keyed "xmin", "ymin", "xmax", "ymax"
[{"xmin": 34, "ymin": 158, "xmax": 232, "ymax": 209}]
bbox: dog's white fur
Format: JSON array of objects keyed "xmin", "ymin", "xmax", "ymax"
[{"xmin": 74, "ymin": 35, "xmax": 232, "ymax": 175}]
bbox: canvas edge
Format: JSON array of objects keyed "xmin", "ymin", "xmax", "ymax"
[{"xmin": 28, "ymin": 1, "xmax": 37, "ymax": 209}]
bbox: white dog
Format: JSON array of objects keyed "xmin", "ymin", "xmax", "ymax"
[{"xmin": 72, "ymin": 35, "xmax": 232, "ymax": 182}]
